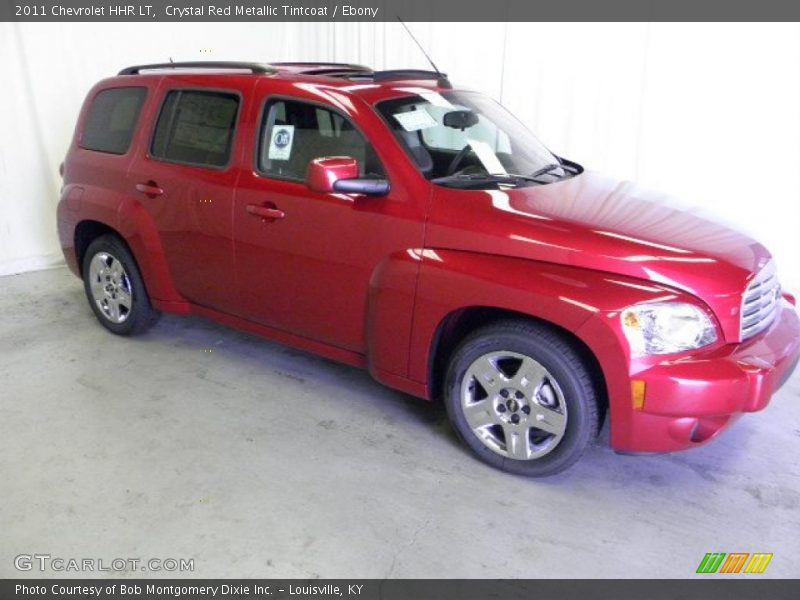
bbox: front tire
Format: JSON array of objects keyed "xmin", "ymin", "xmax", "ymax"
[
  {"xmin": 443, "ymin": 320, "xmax": 599, "ymax": 477},
  {"xmin": 82, "ymin": 235, "xmax": 159, "ymax": 336}
]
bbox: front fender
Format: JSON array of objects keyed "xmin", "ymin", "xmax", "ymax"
[
  {"xmin": 407, "ymin": 249, "xmax": 710, "ymax": 448},
  {"xmin": 364, "ymin": 249, "xmax": 421, "ymax": 380}
]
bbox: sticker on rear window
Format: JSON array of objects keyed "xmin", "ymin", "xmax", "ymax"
[
  {"xmin": 268, "ymin": 125, "xmax": 294, "ymax": 160},
  {"xmin": 394, "ymin": 109, "xmax": 437, "ymax": 132}
]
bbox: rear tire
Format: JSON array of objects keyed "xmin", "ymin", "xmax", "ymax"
[
  {"xmin": 443, "ymin": 319, "xmax": 598, "ymax": 477},
  {"xmin": 82, "ymin": 235, "xmax": 159, "ymax": 336}
]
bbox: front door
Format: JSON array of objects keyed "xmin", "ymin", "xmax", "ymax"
[{"xmin": 232, "ymin": 94, "xmax": 425, "ymax": 354}]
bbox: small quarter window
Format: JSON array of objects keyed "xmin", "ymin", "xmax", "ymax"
[
  {"xmin": 150, "ymin": 90, "xmax": 239, "ymax": 168},
  {"xmin": 258, "ymin": 98, "xmax": 384, "ymax": 181},
  {"xmin": 80, "ymin": 87, "xmax": 147, "ymax": 154}
]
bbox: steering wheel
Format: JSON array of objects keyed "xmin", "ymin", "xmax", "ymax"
[{"xmin": 446, "ymin": 145, "xmax": 472, "ymax": 176}]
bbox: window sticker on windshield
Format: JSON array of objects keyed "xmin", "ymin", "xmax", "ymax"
[
  {"xmin": 418, "ymin": 91, "xmax": 454, "ymax": 109},
  {"xmin": 268, "ymin": 125, "xmax": 294, "ymax": 160},
  {"xmin": 394, "ymin": 109, "xmax": 437, "ymax": 132},
  {"xmin": 468, "ymin": 139, "xmax": 506, "ymax": 174},
  {"xmin": 396, "ymin": 87, "xmax": 454, "ymax": 109}
]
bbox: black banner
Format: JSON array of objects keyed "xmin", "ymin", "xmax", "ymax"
[
  {"xmin": 4, "ymin": 0, "xmax": 800, "ymax": 22},
  {"xmin": 3, "ymin": 579, "xmax": 800, "ymax": 600}
]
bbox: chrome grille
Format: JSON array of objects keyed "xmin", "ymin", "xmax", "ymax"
[{"xmin": 740, "ymin": 259, "xmax": 781, "ymax": 340}]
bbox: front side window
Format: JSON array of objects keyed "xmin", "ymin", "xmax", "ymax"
[
  {"xmin": 150, "ymin": 90, "xmax": 239, "ymax": 168},
  {"xmin": 80, "ymin": 87, "xmax": 147, "ymax": 154},
  {"xmin": 258, "ymin": 98, "xmax": 385, "ymax": 181},
  {"xmin": 376, "ymin": 91, "xmax": 581, "ymax": 189}
]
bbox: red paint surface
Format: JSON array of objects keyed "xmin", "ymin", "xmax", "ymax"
[
  {"xmin": 305, "ymin": 156, "xmax": 359, "ymax": 193},
  {"xmin": 57, "ymin": 67, "xmax": 800, "ymax": 453}
]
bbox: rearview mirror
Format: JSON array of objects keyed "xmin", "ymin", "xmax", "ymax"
[
  {"xmin": 306, "ymin": 156, "xmax": 389, "ymax": 196},
  {"xmin": 443, "ymin": 110, "xmax": 479, "ymax": 130}
]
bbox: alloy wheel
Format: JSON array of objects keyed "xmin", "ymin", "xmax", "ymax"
[
  {"xmin": 460, "ymin": 350, "xmax": 568, "ymax": 460},
  {"xmin": 88, "ymin": 251, "xmax": 133, "ymax": 324}
]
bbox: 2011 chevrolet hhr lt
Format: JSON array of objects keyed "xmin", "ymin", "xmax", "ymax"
[{"xmin": 57, "ymin": 61, "xmax": 800, "ymax": 476}]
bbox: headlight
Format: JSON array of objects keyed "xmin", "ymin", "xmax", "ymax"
[{"xmin": 620, "ymin": 302, "xmax": 717, "ymax": 356}]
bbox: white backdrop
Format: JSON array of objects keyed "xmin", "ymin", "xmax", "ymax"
[{"xmin": 2, "ymin": 22, "xmax": 799, "ymax": 291}]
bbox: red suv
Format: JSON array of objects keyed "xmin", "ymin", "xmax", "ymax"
[{"xmin": 57, "ymin": 62, "xmax": 800, "ymax": 476}]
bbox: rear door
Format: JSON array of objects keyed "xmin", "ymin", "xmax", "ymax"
[{"xmin": 127, "ymin": 83, "xmax": 244, "ymax": 311}]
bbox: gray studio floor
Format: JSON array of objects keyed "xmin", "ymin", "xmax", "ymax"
[{"xmin": 1, "ymin": 266, "xmax": 799, "ymax": 578}]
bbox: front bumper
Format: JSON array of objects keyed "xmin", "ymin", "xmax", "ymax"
[{"xmin": 614, "ymin": 300, "xmax": 800, "ymax": 452}]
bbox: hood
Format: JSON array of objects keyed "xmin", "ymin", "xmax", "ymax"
[{"xmin": 427, "ymin": 170, "xmax": 770, "ymax": 316}]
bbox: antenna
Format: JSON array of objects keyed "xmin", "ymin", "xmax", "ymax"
[{"xmin": 396, "ymin": 17, "xmax": 445, "ymax": 80}]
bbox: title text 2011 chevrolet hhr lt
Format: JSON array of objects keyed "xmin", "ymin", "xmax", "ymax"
[{"xmin": 57, "ymin": 62, "xmax": 800, "ymax": 476}]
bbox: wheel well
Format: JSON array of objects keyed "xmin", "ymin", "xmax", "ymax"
[
  {"xmin": 74, "ymin": 220, "xmax": 121, "ymax": 276},
  {"xmin": 428, "ymin": 307, "xmax": 608, "ymax": 426}
]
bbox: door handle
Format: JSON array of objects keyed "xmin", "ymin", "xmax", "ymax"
[
  {"xmin": 246, "ymin": 204, "xmax": 285, "ymax": 220},
  {"xmin": 135, "ymin": 182, "xmax": 164, "ymax": 198}
]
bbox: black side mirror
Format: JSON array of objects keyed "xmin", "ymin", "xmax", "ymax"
[
  {"xmin": 443, "ymin": 110, "xmax": 479, "ymax": 130},
  {"xmin": 332, "ymin": 178, "xmax": 390, "ymax": 196}
]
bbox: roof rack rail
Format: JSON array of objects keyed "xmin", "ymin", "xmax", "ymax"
[
  {"xmin": 371, "ymin": 69, "xmax": 451, "ymax": 88},
  {"xmin": 119, "ymin": 61, "xmax": 275, "ymax": 75},
  {"xmin": 270, "ymin": 61, "xmax": 372, "ymax": 73},
  {"xmin": 303, "ymin": 68, "xmax": 375, "ymax": 77}
]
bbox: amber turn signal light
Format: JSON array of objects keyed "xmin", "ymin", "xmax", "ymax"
[{"xmin": 631, "ymin": 380, "xmax": 646, "ymax": 410}]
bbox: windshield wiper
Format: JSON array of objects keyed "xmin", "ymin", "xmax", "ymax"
[
  {"xmin": 431, "ymin": 172, "xmax": 541, "ymax": 187},
  {"xmin": 530, "ymin": 163, "xmax": 563, "ymax": 178}
]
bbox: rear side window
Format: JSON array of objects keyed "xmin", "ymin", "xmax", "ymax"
[
  {"xmin": 80, "ymin": 87, "xmax": 147, "ymax": 154},
  {"xmin": 150, "ymin": 90, "xmax": 239, "ymax": 168}
]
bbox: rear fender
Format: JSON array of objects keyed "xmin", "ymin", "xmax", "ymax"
[
  {"xmin": 115, "ymin": 197, "xmax": 185, "ymax": 307},
  {"xmin": 70, "ymin": 194, "xmax": 185, "ymax": 307}
]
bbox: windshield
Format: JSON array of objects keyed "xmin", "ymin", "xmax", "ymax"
[{"xmin": 375, "ymin": 90, "xmax": 581, "ymax": 189}]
